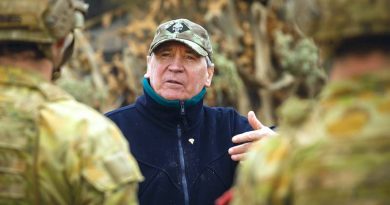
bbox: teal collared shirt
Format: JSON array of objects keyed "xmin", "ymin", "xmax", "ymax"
[{"xmin": 142, "ymin": 77, "xmax": 206, "ymax": 108}]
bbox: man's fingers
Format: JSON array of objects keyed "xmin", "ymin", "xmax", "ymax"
[
  {"xmin": 231, "ymin": 153, "xmax": 246, "ymax": 161},
  {"xmin": 232, "ymin": 129, "xmax": 268, "ymax": 144},
  {"xmin": 228, "ymin": 143, "xmax": 251, "ymax": 156},
  {"xmin": 248, "ymin": 111, "xmax": 263, "ymax": 130}
]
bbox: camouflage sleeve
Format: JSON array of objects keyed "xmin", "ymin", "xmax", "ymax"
[
  {"xmin": 39, "ymin": 101, "xmax": 143, "ymax": 205},
  {"xmin": 231, "ymin": 136, "xmax": 293, "ymax": 205},
  {"xmin": 79, "ymin": 120, "xmax": 143, "ymax": 205}
]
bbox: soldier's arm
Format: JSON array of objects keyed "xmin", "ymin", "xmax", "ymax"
[
  {"xmin": 231, "ymin": 136, "xmax": 293, "ymax": 205},
  {"xmin": 79, "ymin": 119, "xmax": 143, "ymax": 205}
]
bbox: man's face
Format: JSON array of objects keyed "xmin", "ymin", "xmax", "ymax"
[{"xmin": 145, "ymin": 41, "xmax": 214, "ymax": 100}]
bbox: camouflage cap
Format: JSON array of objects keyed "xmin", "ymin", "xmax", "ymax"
[{"xmin": 148, "ymin": 18, "xmax": 213, "ymax": 58}]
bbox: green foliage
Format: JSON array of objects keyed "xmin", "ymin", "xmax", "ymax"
[
  {"xmin": 56, "ymin": 72, "xmax": 107, "ymax": 109},
  {"xmin": 210, "ymin": 45, "xmax": 245, "ymax": 106},
  {"xmin": 273, "ymin": 30, "xmax": 327, "ymax": 95},
  {"xmin": 274, "ymin": 30, "xmax": 319, "ymax": 76}
]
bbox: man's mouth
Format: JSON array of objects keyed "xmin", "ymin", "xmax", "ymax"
[{"xmin": 166, "ymin": 80, "xmax": 183, "ymax": 85}]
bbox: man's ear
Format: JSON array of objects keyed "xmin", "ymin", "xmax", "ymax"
[
  {"xmin": 205, "ymin": 65, "xmax": 214, "ymax": 87},
  {"xmin": 144, "ymin": 55, "xmax": 151, "ymax": 78}
]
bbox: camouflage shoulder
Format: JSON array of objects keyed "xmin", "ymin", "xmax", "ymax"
[
  {"xmin": 277, "ymin": 97, "xmax": 316, "ymax": 128},
  {"xmin": 38, "ymin": 97, "xmax": 135, "ymax": 156},
  {"xmin": 37, "ymin": 81, "xmax": 75, "ymax": 102},
  {"xmin": 38, "ymin": 98, "xmax": 143, "ymax": 198},
  {"xmin": 232, "ymin": 136, "xmax": 293, "ymax": 205},
  {"xmin": 82, "ymin": 150, "xmax": 143, "ymax": 192}
]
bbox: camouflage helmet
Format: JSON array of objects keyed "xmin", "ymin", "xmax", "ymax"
[
  {"xmin": 282, "ymin": 0, "xmax": 390, "ymax": 56},
  {"xmin": 0, "ymin": 0, "xmax": 88, "ymax": 79},
  {"xmin": 0, "ymin": 0, "xmax": 87, "ymax": 44}
]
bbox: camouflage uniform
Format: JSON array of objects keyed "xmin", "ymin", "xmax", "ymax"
[
  {"xmin": 0, "ymin": 0, "xmax": 142, "ymax": 204},
  {"xmin": 232, "ymin": 0, "xmax": 390, "ymax": 204},
  {"xmin": 0, "ymin": 66, "xmax": 143, "ymax": 205},
  {"xmin": 232, "ymin": 71, "xmax": 390, "ymax": 205}
]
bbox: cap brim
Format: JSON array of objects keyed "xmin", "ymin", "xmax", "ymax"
[{"xmin": 149, "ymin": 38, "xmax": 208, "ymax": 56}]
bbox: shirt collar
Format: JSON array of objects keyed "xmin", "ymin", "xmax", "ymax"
[{"xmin": 142, "ymin": 77, "xmax": 206, "ymax": 108}]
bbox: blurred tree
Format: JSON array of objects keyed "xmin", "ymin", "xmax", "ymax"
[{"xmin": 58, "ymin": 0, "xmax": 326, "ymax": 125}]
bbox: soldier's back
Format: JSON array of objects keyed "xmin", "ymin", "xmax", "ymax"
[
  {"xmin": 0, "ymin": 67, "xmax": 142, "ymax": 205},
  {"xmin": 290, "ymin": 70, "xmax": 390, "ymax": 204},
  {"xmin": 232, "ymin": 70, "xmax": 390, "ymax": 205}
]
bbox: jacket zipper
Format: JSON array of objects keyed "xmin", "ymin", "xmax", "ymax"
[{"xmin": 177, "ymin": 101, "xmax": 189, "ymax": 205}]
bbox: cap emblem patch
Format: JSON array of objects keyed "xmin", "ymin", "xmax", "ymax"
[{"xmin": 166, "ymin": 22, "xmax": 189, "ymax": 34}]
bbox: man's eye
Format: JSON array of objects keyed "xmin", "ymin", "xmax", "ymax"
[{"xmin": 185, "ymin": 55, "xmax": 196, "ymax": 60}]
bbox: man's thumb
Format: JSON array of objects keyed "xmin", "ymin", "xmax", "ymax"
[{"xmin": 248, "ymin": 111, "xmax": 263, "ymax": 130}]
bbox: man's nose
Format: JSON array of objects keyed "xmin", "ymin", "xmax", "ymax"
[{"xmin": 168, "ymin": 55, "xmax": 184, "ymax": 72}]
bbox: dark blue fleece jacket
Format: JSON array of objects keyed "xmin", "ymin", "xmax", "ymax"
[{"xmin": 106, "ymin": 79, "xmax": 252, "ymax": 205}]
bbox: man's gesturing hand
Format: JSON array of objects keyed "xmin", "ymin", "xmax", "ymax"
[{"xmin": 228, "ymin": 111, "xmax": 276, "ymax": 161}]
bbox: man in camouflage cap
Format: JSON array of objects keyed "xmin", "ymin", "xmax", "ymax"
[
  {"xmin": 0, "ymin": 0, "xmax": 143, "ymax": 204},
  {"xmin": 106, "ymin": 18, "xmax": 275, "ymax": 205},
  {"xmin": 231, "ymin": 0, "xmax": 390, "ymax": 204}
]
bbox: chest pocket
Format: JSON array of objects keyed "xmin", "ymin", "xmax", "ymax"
[{"xmin": 0, "ymin": 101, "xmax": 39, "ymax": 203}]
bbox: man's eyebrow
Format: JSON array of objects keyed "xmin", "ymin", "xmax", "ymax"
[{"xmin": 184, "ymin": 48, "xmax": 200, "ymax": 56}]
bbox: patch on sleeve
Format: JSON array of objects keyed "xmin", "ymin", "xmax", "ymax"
[
  {"xmin": 82, "ymin": 151, "xmax": 142, "ymax": 192},
  {"xmin": 103, "ymin": 151, "xmax": 137, "ymax": 184}
]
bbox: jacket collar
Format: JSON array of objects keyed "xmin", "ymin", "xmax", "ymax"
[
  {"xmin": 142, "ymin": 77, "xmax": 206, "ymax": 108},
  {"xmin": 136, "ymin": 78, "xmax": 205, "ymax": 129}
]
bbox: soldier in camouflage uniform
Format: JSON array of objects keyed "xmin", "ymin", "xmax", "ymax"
[
  {"xmin": 0, "ymin": 0, "xmax": 143, "ymax": 204},
  {"xmin": 231, "ymin": 0, "xmax": 390, "ymax": 204}
]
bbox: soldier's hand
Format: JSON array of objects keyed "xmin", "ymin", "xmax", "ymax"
[{"xmin": 228, "ymin": 111, "xmax": 276, "ymax": 161}]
